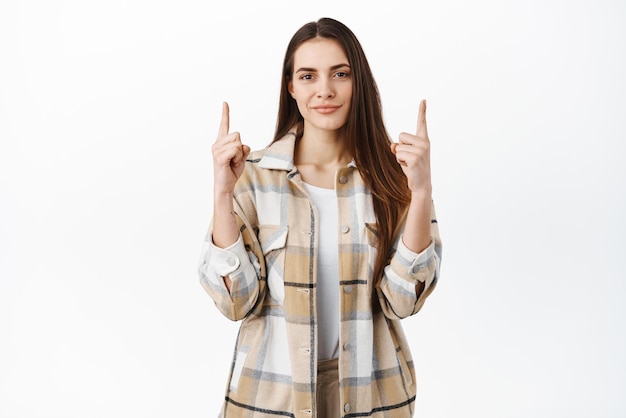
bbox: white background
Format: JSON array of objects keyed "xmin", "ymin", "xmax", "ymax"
[{"xmin": 1, "ymin": 0, "xmax": 625, "ymax": 417}]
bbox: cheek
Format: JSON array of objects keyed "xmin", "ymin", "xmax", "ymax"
[
  {"xmin": 341, "ymin": 84, "xmax": 353, "ymax": 103},
  {"xmin": 343, "ymin": 88, "xmax": 352, "ymax": 107},
  {"xmin": 293, "ymin": 97, "xmax": 308, "ymax": 115}
]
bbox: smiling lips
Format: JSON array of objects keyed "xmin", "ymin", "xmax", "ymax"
[{"xmin": 311, "ymin": 105, "xmax": 341, "ymax": 114}]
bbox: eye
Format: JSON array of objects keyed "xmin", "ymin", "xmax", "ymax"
[
  {"xmin": 299, "ymin": 74, "xmax": 314, "ymax": 80},
  {"xmin": 334, "ymin": 71, "xmax": 350, "ymax": 78}
]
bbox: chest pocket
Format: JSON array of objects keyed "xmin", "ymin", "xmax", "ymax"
[
  {"xmin": 365, "ymin": 223, "xmax": 378, "ymax": 246},
  {"xmin": 365, "ymin": 222, "xmax": 379, "ymax": 265},
  {"xmin": 257, "ymin": 225, "xmax": 289, "ymax": 305}
]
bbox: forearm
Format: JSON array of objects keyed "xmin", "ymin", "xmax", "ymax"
[
  {"xmin": 212, "ymin": 191, "xmax": 240, "ymax": 249},
  {"xmin": 401, "ymin": 187, "xmax": 433, "ymax": 254},
  {"xmin": 211, "ymin": 192, "xmax": 240, "ymax": 292}
]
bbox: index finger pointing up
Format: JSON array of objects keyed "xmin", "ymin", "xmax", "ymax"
[
  {"xmin": 416, "ymin": 99, "xmax": 428, "ymax": 138},
  {"xmin": 218, "ymin": 101, "xmax": 230, "ymax": 138}
]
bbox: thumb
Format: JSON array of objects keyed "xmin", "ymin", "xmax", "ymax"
[{"xmin": 242, "ymin": 145, "xmax": 251, "ymax": 159}]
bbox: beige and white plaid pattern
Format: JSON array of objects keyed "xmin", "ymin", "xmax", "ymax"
[{"xmin": 199, "ymin": 133, "xmax": 442, "ymax": 418}]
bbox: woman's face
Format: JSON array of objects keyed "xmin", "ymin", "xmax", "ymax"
[{"xmin": 288, "ymin": 37, "xmax": 352, "ymax": 134}]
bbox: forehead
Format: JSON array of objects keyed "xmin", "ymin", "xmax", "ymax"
[{"xmin": 293, "ymin": 37, "xmax": 349, "ymax": 68}]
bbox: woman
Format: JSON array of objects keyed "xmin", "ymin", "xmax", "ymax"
[{"xmin": 199, "ymin": 17, "xmax": 442, "ymax": 418}]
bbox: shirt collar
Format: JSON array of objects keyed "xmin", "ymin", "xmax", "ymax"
[{"xmin": 258, "ymin": 131, "xmax": 297, "ymax": 171}]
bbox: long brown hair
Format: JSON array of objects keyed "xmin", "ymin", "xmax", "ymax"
[{"xmin": 271, "ymin": 18, "xmax": 411, "ymax": 285}]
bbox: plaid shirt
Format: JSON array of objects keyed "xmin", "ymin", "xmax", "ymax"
[{"xmin": 199, "ymin": 133, "xmax": 442, "ymax": 418}]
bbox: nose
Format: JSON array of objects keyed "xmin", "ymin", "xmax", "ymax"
[{"xmin": 316, "ymin": 78, "xmax": 335, "ymax": 99}]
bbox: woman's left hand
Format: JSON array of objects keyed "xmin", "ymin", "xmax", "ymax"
[{"xmin": 391, "ymin": 99, "xmax": 432, "ymax": 192}]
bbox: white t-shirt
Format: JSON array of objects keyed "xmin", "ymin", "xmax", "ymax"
[{"xmin": 302, "ymin": 182, "xmax": 340, "ymax": 361}]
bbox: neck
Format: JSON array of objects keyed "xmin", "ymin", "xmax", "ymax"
[{"xmin": 296, "ymin": 124, "xmax": 351, "ymax": 166}]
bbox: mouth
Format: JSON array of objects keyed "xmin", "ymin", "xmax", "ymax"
[{"xmin": 311, "ymin": 105, "xmax": 341, "ymax": 114}]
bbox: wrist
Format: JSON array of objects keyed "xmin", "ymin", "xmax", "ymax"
[
  {"xmin": 213, "ymin": 190, "xmax": 235, "ymax": 216},
  {"xmin": 214, "ymin": 189, "xmax": 234, "ymax": 200},
  {"xmin": 410, "ymin": 185, "xmax": 432, "ymax": 199}
]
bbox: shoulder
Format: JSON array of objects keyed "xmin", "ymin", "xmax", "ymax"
[
  {"xmin": 246, "ymin": 146, "xmax": 271, "ymax": 164},
  {"xmin": 246, "ymin": 133, "xmax": 297, "ymax": 172},
  {"xmin": 233, "ymin": 133, "xmax": 298, "ymax": 193}
]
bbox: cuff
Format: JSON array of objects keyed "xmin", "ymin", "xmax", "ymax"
[
  {"xmin": 209, "ymin": 234, "xmax": 248, "ymax": 277},
  {"xmin": 398, "ymin": 236, "xmax": 436, "ymax": 279}
]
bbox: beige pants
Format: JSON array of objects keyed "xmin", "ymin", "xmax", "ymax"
[{"xmin": 317, "ymin": 359, "xmax": 340, "ymax": 418}]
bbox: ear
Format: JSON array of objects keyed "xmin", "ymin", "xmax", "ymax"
[{"xmin": 288, "ymin": 81, "xmax": 295, "ymax": 98}]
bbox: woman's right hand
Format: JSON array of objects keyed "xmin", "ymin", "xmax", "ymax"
[{"xmin": 212, "ymin": 102, "xmax": 251, "ymax": 194}]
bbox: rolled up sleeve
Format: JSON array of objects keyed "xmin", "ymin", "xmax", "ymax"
[
  {"xmin": 378, "ymin": 233, "xmax": 441, "ymax": 320},
  {"xmin": 198, "ymin": 233, "xmax": 262, "ymax": 321}
]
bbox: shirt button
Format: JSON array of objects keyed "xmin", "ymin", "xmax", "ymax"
[
  {"xmin": 343, "ymin": 343, "xmax": 351, "ymax": 351},
  {"xmin": 226, "ymin": 257, "xmax": 236, "ymax": 266},
  {"xmin": 344, "ymin": 403, "xmax": 351, "ymax": 413},
  {"xmin": 340, "ymin": 225, "xmax": 350, "ymax": 234},
  {"xmin": 339, "ymin": 175, "xmax": 348, "ymax": 184},
  {"xmin": 344, "ymin": 285, "xmax": 353, "ymax": 294}
]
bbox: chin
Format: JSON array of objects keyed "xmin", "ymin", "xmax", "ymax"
[{"xmin": 309, "ymin": 116, "xmax": 349, "ymax": 132}]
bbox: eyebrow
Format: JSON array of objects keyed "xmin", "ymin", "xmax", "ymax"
[{"xmin": 295, "ymin": 63, "xmax": 350, "ymax": 73}]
